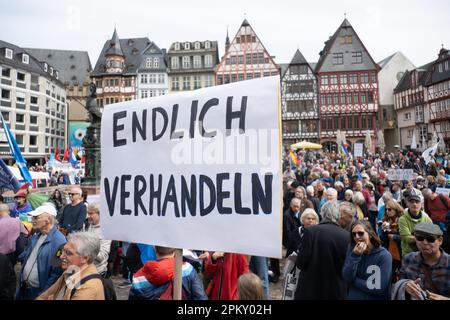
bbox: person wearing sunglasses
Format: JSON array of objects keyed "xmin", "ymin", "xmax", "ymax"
[
  {"xmin": 342, "ymin": 220, "xmax": 392, "ymax": 300},
  {"xmin": 393, "ymin": 222, "xmax": 450, "ymax": 300},
  {"xmin": 398, "ymin": 194, "xmax": 433, "ymax": 258},
  {"xmin": 57, "ymin": 187, "xmax": 87, "ymax": 236}
]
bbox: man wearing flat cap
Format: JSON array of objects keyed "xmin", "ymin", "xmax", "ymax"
[
  {"xmin": 398, "ymin": 194, "xmax": 433, "ymax": 257},
  {"xmin": 397, "ymin": 222, "xmax": 450, "ymax": 300}
]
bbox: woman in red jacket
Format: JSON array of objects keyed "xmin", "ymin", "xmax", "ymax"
[{"xmin": 201, "ymin": 251, "xmax": 249, "ymax": 300}]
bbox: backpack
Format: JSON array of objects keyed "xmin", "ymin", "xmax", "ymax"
[
  {"xmin": 70, "ymin": 273, "xmax": 117, "ymax": 300},
  {"xmin": 159, "ymin": 281, "xmax": 188, "ymax": 300}
]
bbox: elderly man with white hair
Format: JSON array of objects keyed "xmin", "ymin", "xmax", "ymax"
[
  {"xmin": 37, "ymin": 232, "xmax": 105, "ymax": 300},
  {"xmin": 294, "ymin": 201, "xmax": 350, "ymax": 300},
  {"xmin": 16, "ymin": 205, "xmax": 66, "ymax": 300}
]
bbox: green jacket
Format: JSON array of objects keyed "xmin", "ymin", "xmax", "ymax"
[{"xmin": 398, "ymin": 209, "xmax": 432, "ymax": 257}]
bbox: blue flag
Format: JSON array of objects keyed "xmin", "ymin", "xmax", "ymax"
[
  {"xmin": 0, "ymin": 158, "xmax": 21, "ymax": 192},
  {"xmin": 69, "ymin": 145, "xmax": 78, "ymax": 168},
  {"xmin": 0, "ymin": 113, "xmax": 32, "ymax": 184}
]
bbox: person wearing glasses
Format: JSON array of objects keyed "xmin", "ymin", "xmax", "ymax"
[
  {"xmin": 342, "ymin": 220, "xmax": 392, "ymax": 300},
  {"xmin": 16, "ymin": 205, "xmax": 66, "ymax": 300},
  {"xmin": 398, "ymin": 194, "xmax": 433, "ymax": 258},
  {"xmin": 57, "ymin": 187, "xmax": 87, "ymax": 236},
  {"xmin": 393, "ymin": 222, "xmax": 450, "ymax": 300},
  {"xmin": 380, "ymin": 199, "xmax": 404, "ymax": 282}
]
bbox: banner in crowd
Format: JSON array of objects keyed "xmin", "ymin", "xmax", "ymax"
[
  {"xmin": 100, "ymin": 76, "xmax": 283, "ymax": 258},
  {"xmin": 354, "ymin": 143, "xmax": 363, "ymax": 157},
  {"xmin": 435, "ymin": 187, "xmax": 450, "ymax": 197},
  {"xmin": 387, "ymin": 169, "xmax": 414, "ymax": 181}
]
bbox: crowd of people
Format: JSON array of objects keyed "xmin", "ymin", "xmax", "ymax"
[{"xmin": 0, "ymin": 146, "xmax": 449, "ymax": 300}]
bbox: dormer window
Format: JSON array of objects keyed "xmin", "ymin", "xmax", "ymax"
[
  {"xmin": 194, "ymin": 42, "xmax": 201, "ymax": 50},
  {"xmin": 22, "ymin": 54, "xmax": 29, "ymax": 64},
  {"xmin": 184, "ymin": 42, "xmax": 190, "ymax": 50},
  {"xmin": 204, "ymin": 41, "xmax": 210, "ymax": 49},
  {"xmin": 55, "ymin": 71, "xmax": 59, "ymax": 79},
  {"xmin": 5, "ymin": 48, "xmax": 13, "ymax": 59},
  {"xmin": 44, "ymin": 63, "xmax": 48, "ymax": 72},
  {"xmin": 50, "ymin": 67, "xmax": 53, "ymax": 76},
  {"xmin": 174, "ymin": 43, "xmax": 180, "ymax": 50}
]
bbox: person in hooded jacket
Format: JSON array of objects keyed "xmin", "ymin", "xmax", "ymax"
[
  {"xmin": 128, "ymin": 246, "xmax": 207, "ymax": 300},
  {"xmin": 342, "ymin": 220, "xmax": 392, "ymax": 300}
]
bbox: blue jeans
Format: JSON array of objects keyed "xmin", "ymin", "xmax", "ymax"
[{"xmin": 249, "ymin": 256, "xmax": 269, "ymax": 299}]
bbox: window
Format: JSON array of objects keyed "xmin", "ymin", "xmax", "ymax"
[
  {"xmin": 327, "ymin": 94, "xmax": 332, "ymax": 105},
  {"xmin": 194, "ymin": 42, "xmax": 201, "ymax": 50},
  {"xmin": 404, "ymin": 113, "xmax": 411, "ymax": 120},
  {"xmin": 30, "ymin": 96, "xmax": 38, "ymax": 105},
  {"xmin": 330, "ymin": 75, "xmax": 338, "ymax": 85},
  {"xmin": 115, "ymin": 79, "xmax": 119, "ymax": 86},
  {"xmin": 340, "ymin": 93, "xmax": 346, "ymax": 104},
  {"xmin": 22, "ymin": 54, "xmax": 29, "ymax": 64},
  {"xmin": 321, "ymin": 76, "xmax": 328, "ymax": 85},
  {"xmin": 333, "ymin": 93, "xmax": 339, "ymax": 105},
  {"xmin": 231, "ymin": 56, "xmax": 237, "ymax": 65},
  {"xmin": 153, "ymin": 58, "xmax": 159, "ymax": 68},
  {"xmin": 49, "ymin": 67, "xmax": 53, "ymax": 76},
  {"xmin": 246, "ymin": 54, "xmax": 251, "ymax": 64},
  {"xmin": 225, "ymin": 58, "xmax": 230, "ymax": 65},
  {"xmin": 352, "ymin": 52, "xmax": 363, "ymax": 64},
  {"xmin": 30, "ymin": 115, "xmax": 38, "ymax": 124},
  {"xmin": 149, "ymin": 74, "xmax": 156, "ymax": 84},
  {"xmin": 183, "ymin": 76, "xmax": 190, "ymax": 90},
  {"xmin": 16, "ymin": 134, "xmax": 23, "ymax": 145},
  {"xmin": 205, "ymin": 75, "xmax": 213, "ymax": 87},
  {"xmin": 5, "ymin": 48, "xmax": 13, "ymax": 59},
  {"xmin": 349, "ymin": 74, "xmax": 358, "ymax": 84},
  {"xmin": 1, "ymin": 67, "xmax": 11, "ymax": 78},
  {"xmin": 174, "ymin": 43, "xmax": 180, "ymax": 50},
  {"xmin": 158, "ymin": 74, "xmax": 165, "ymax": 84},
  {"xmin": 238, "ymin": 73, "xmax": 244, "ymax": 82},
  {"xmin": 354, "ymin": 92, "xmax": 359, "ymax": 104},
  {"xmin": 361, "ymin": 73, "xmax": 369, "ymax": 84},
  {"xmin": 1, "ymin": 111, "xmax": 9, "ymax": 121},
  {"xmin": 238, "ymin": 55, "xmax": 244, "ymax": 64},
  {"xmin": 172, "ymin": 76, "xmax": 179, "ymax": 90},
  {"xmin": 44, "ymin": 63, "xmax": 48, "ymax": 72},
  {"xmin": 1, "ymin": 89, "xmax": 10, "ymax": 100},
  {"xmin": 438, "ymin": 63, "xmax": 443, "ymax": 73},
  {"xmin": 332, "ymin": 53, "xmax": 344, "ymax": 65},
  {"xmin": 347, "ymin": 92, "xmax": 352, "ymax": 104},
  {"xmin": 258, "ymin": 52, "xmax": 264, "ymax": 64},
  {"xmin": 340, "ymin": 74, "xmax": 347, "ymax": 85},
  {"xmin": 368, "ymin": 92, "xmax": 374, "ymax": 103},
  {"xmin": 205, "ymin": 55, "xmax": 213, "ymax": 68},
  {"xmin": 184, "ymin": 42, "xmax": 190, "ymax": 50},
  {"xmin": 16, "ymin": 113, "xmax": 24, "ymax": 123},
  {"xmin": 252, "ymin": 53, "xmax": 258, "ymax": 64},
  {"xmin": 340, "ymin": 36, "xmax": 353, "ymax": 44},
  {"xmin": 171, "ymin": 57, "xmax": 179, "ymax": 69},
  {"xmin": 16, "ymin": 92, "xmax": 25, "ymax": 103},
  {"xmin": 217, "ymin": 75, "xmax": 223, "ymax": 85},
  {"xmin": 146, "ymin": 58, "xmax": 152, "ymax": 68},
  {"xmin": 204, "ymin": 41, "xmax": 210, "ymax": 49},
  {"xmin": 231, "ymin": 74, "xmax": 237, "ymax": 82},
  {"xmin": 371, "ymin": 73, "xmax": 377, "ymax": 84},
  {"xmin": 194, "ymin": 76, "xmax": 201, "ymax": 89},
  {"xmin": 29, "ymin": 135, "xmax": 37, "ymax": 146},
  {"xmin": 193, "ymin": 56, "xmax": 201, "ymax": 68},
  {"xmin": 182, "ymin": 56, "xmax": 190, "ymax": 69},
  {"xmin": 141, "ymin": 74, "xmax": 148, "ymax": 84},
  {"xmin": 361, "ymin": 92, "xmax": 367, "ymax": 104},
  {"xmin": 245, "ymin": 74, "xmax": 252, "ymax": 80},
  {"xmin": 17, "ymin": 72, "xmax": 26, "ymax": 82}
]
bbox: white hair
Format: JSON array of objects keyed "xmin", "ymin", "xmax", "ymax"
[
  {"xmin": 68, "ymin": 232, "xmax": 100, "ymax": 264},
  {"xmin": 334, "ymin": 181, "xmax": 344, "ymax": 189},
  {"xmin": 300, "ymin": 208, "xmax": 319, "ymax": 224},
  {"xmin": 320, "ymin": 200, "xmax": 341, "ymax": 224},
  {"xmin": 352, "ymin": 191, "xmax": 366, "ymax": 205},
  {"xmin": 327, "ymin": 188, "xmax": 338, "ymax": 198},
  {"xmin": 306, "ymin": 185, "xmax": 315, "ymax": 196}
]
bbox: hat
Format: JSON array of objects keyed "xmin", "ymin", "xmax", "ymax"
[
  {"xmin": 407, "ymin": 194, "xmax": 421, "ymax": 202},
  {"xmin": 14, "ymin": 190, "xmax": 27, "ymax": 198},
  {"xmin": 50, "ymin": 243, "xmax": 65, "ymax": 268},
  {"xmin": 413, "ymin": 222, "xmax": 443, "ymax": 237},
  {"xmin": 28, "ymin": 204, "xmax": 57, "ymax": 217}
]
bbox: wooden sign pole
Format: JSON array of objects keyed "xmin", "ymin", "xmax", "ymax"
[{"xmin": 173, "ymin": 248, "xmax": 183, "ymax": 300}]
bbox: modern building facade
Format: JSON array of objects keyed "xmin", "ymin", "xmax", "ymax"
[
  {"xmin": 394, "ymin": 63, "xmax": 432, "ymax": 150},
  {"xmin": 316, "ymin": 19, "xmax": 380, "ymax": 152},
  {"xmin": 0, "ymin": 40, "xmax": 67, "ymax": 164},
  {"xmin": 167, "ymin": 40, "xmax": 219, "ymax": 93},
  {"xmin": 281, "ymin": 49, "xmax": 319, "ymax": 146},
  {"xmin": 377, "ymin": 52, "xmax": 415, "ymax": 151},
  {"xmin": 426, "ymin": 48, "xmax": 450, "ymax": 151},
  {"xmin": 215, "ymin": 19, "xmax": 279, "ymax": 85},
  {"xmin": 25, "ymin": 48, "xmax": 92, "ymax": 150}
]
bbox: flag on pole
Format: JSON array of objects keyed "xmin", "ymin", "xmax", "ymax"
[
  {"xmin": 0, "ymin": 113, "xmax": 32, "ymax": 185},
  {"xmin": 0, "ymin": 158, "xmax": 21, "ymax": 192},
  {"xmin": 289, "ymin": 149, "xmax": 300, "ymax": 166},
  {"xmin": 340, "ymin": 142, "xmax": 350, "ymax": 158},
  {"xmin": 69, "ymin": 145, "xmax": 78, "ymax": 168},
  {"xmin": 422, "ymin": 143, "xmax": 439, "ymax": 164},
  {"xmin": 63, "ymin": 146, "xmax": 70, "ymax": 161},
  {"xmin": 55, "ymin": 146, "xmax": 61, "ymax": 161}
]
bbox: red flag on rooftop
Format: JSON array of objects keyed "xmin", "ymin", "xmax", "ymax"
[{"xmin": 55, "ymin": 146, "xmax": 61, "ymax": 161}]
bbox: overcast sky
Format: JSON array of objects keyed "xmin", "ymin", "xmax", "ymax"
[{"xmin": 1, "ymin": 0, "xmax": 449, "ymax": 69}]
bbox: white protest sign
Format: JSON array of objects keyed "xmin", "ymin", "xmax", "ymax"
[
  {"xmin": 354, "ymin": 143, "xmax": 363, "ymax": 157},
  {"xmin": 100, "ymin": 76, "xmax": 282, "ymax": 258},
  {"xmin": 387, "ymin": 169, "xmax": 414, "ymax": 181},
  {"xmin": 435, "ymin": 187, "xmax": 450, "ymax": 197}
]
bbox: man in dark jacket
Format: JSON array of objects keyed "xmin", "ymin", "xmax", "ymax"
[
  {"xmin": 295, "ymin": 200, "xmax": 350, "ymax": 300},
  {"xmin": 16, "ymin": 205, "xmax": 66, "ymax": 300},
  {"xmin": 58, "ymin": 187, "xmax": 87, "ymax": 235},
  {"xmin": 0, "ymin": 253, "xmax": 15, "ymax": 300},
  {"xmin": 283, "ymin": 198, "xmax": 302, "ymax": 257}
]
